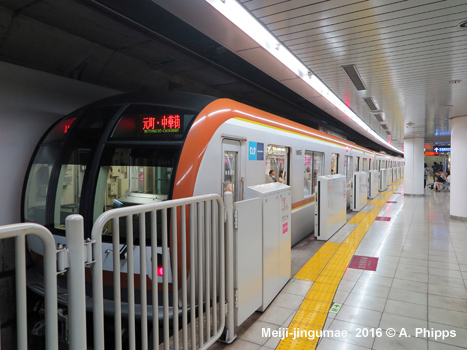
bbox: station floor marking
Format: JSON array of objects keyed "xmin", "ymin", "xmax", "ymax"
[{"xmin": 277, "ymin": 180, "xmax": 403, "ymax": 350}]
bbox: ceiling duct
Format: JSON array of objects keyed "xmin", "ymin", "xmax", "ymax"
[
  {"xmin": 381, "ymin": 124, "xmax": 389, "ymax": 130},
  {"xmin": 363, "ymin": 97, "xmax": 378, "ymax": 111},
  {"xmin": 342, "ymin": 64, "xmax": 367, "ymax": 91}
]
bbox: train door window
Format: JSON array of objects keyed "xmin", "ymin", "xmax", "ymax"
[
  {"xmin": 304, "ymin": 151, "xmax": 323, "ymax": 196},
  {"xmin": 266, "ymin": 145, "xmax": 289, "ymax": 185},
  {"xmin": 331, "ymin": 153, "xmax": 339, "ymax": 175},
  {"xmin": 355, "ymin": 157, "xmax": 360, "ymax": 171},
  {"xmin": 304, "ymin": 151, "xmax": 313, "ymax": 196},
  {"xmin": 362, "ymin": 158, "xmax": 367, "ymax": 172},
  {"xmin": 223, "ymin": 139, "xmax": 242, "ymax": 202},
  {"xmin": 345, "ymin": 156, "xmax": 353, "ymax": 184},
  {"xmin": 54, "ymin": 149, "xmax": 90, "ymax": 229},
  {"xmin": 24, "ymin": 146, "xmax": 60, "ymax": 225},
  {"xmin": 313, "ymin": 152, "xmax": 324, "ymax": 189}
]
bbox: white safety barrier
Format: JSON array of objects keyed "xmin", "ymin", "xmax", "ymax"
[
  {"xmin": 0, "ymin": 223, "xmax": 58, "ymax": 350},
  {"xmin": 0, "ymin": 193, "xmax": 235, "ymax": 350},
  {"xmin": 89, "ymin": 192, "xmax": 235, "ymax": 350}
]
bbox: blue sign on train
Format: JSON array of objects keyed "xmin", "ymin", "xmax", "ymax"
[
  {"xmin": 257, "ymin": 142, "xmax": 264, "ymax": 160},
  {"xmin": 249, "ymin": 142, "xmax": 264, "ymax": 160}
]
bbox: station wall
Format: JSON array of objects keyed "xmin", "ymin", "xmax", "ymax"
[{"xmin": 0, "ymin": 61, "xmax": 119, "ymax": 346}]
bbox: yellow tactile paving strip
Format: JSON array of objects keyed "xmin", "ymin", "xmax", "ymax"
[
  {"xmin": 293, "ymin": 242, "xmax": 340, "ymax": 281},
  {"xmin": 277, "ymin": 181, "xmax": 403, "ymax": 350}
]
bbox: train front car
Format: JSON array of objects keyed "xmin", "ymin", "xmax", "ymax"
[{"xmin": 22, "ymin": 92, "xmax": 217, "ymax": 316}]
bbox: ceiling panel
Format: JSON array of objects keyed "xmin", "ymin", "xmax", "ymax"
[
  {"xmin": 3, "ymin": 0, "xmax": 465, "ymax": 152},
  {"xmin": 236, "ymin": 0, "xmax": 467, "ymax": 145}
]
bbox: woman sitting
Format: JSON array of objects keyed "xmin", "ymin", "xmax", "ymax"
[{"xmin": 433, "ymin": 171, "xmax": 446, "ymax": 192}]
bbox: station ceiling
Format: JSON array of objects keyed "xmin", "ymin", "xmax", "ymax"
[{"xmin": 2, "ymin": 0, "xmax": 463, "ymax": 155}]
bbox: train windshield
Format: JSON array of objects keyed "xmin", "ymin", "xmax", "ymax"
[
  {"xmin": 94, "ymin": 146, "xmax": 179, "ymax": 239},
  {"xmin": 24, "ymin": 146, "xmax": 60, "ymax": 225},
  {"xmin": 23, "ymin": 106, "xmax": 121, "ymax": 231},
  {"xmin": 53, "ymin": 148, "xmax": 91, "ymax": 230}
]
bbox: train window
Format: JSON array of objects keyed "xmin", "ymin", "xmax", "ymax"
[
  {"xmin": 362, "ymin": 158, "xmax": 367, "ymax": 172},
  {"xmin": 24, "ymin": 146, "xmax": 60, "ymax": 225},
  {"xmin": 54, "ymin": 149, "xmax": 91, "ymax": 230},
  {"xmin": 331, "ymin": 153, "xmax": 339, "ymax": 175},
  {"xmin": 224, "ymin": 151, "xmax": 237, "ymax": 199},
  {"xmin": 356, "ymin": 157, "xmax": 360, "ymax": 171},
  {"xmin": 304, "ymin": 151, "xmax": 312, "ymax": 196},
  {"xmin": 93, "ymin": 147, "xmax": 178, "ymax": 240},
  {"xmin": 304, "ymin": 151, "xmax": 324, "ymax": 196},
  {"xmin": 345, "ymin": 156, "xmax": 353, "ymax": 184},
  {"xmin": 223, "ymin": 139, "xmax": 242, "ymax": 201},
  {"xmin": 266, "ymin": 145, "xmax": 289, "ymax": 185},
  {"xmin": 313, "ymin": 152, "xmax": 324, "ymax": 187}
]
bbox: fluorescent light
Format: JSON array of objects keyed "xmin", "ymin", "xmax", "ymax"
[
  {"xmin": 363, "ymin": 97, "xmax": 379, "ymax": 111},
  {"xmin": 204, "ymin": 0, "xmax": 403, "ymax": 154},
  {"xmin": 342, "ymin": 65, "xmax": 367, "ymax": 91}
]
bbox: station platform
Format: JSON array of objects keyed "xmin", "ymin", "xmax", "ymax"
[{"xmin": 212, "ymin": 182, "xmax": 467, "ymax": 350}]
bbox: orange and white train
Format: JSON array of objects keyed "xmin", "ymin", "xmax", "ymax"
[{"xmin": 22, "ymin": 91, "xmax": 403, "ymax": 308}]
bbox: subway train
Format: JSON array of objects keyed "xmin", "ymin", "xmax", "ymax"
[{"xmin": 22, "ymin": 91, "xmax": 403, "ymax": 316}]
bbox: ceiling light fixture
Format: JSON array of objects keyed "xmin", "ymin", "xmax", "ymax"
[
  {"xmin": 203, "ymin": 0, "xmax": 402, "ymax": 154},
  {"xmin": 374, "ymin": 113, "xmax": 385, "ymax": 123},
  {"xmin": 363, "ymin": 97, "xmax": 379, "ymax": 111},
  {"xmin": 342, "ymin": 65, "xmax": 367, "ymax": 91},
  {"xmin": 449, "ymin": 80, "xmax": 461, "ymax": 84}
]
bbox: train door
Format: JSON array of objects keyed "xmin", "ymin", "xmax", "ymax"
[{"xmin": 223, "ymin": 139, "xmax": 243, "ymax": 202}]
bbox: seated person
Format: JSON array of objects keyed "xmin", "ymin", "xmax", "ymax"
[
  {"xmin": 265, "ymin": 170, "xmax": 276, "ymax": 183},
  {"xmin": 433, "ymin": 171, "xmax": 446, "ymax": 191},
  {"xmin": 278, "ymin": 170, "xmax": 285, "ymax": 183},
  {"xmin": 224, "ymin": 182, "xmax": 233, "ymax": 193},
  {"xmin": 442, "ymin": 171, "xmax": 450, "ymax": 190}
]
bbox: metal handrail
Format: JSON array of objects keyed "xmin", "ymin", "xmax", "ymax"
[
  {"xmin": 0, "ymin": 223, "xmax": 58, "ymax": 350},
  {"xmin": 90, "ymin": 193, "xmax": 233, "ymax": 350}
]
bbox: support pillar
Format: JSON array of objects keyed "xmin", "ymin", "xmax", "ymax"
[
  {"xmin": 450, "ymin": 116, "xmax": 467, "ymax": 219},
  {"xmin": 403, "ymin": 137, "xmax": 424, "ymax": 195}
]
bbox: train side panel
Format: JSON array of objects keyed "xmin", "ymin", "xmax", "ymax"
[{"xmin": 193, "ymin": 117, "xmax": 350, "ymax": 244}]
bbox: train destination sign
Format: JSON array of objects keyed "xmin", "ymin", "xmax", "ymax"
[
  {"xmin": 142, "ymin": 114, "xmax": 181, "ymax": 133},
  {"xmin": 112, "ymin": 110, "xmax": 192, "ymax": 139}
]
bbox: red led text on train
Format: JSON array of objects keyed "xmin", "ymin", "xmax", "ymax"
[{"xmin": 142, "ymin": 114, "xmax": 181, "ymax": 133}]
